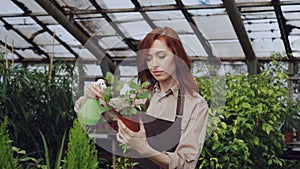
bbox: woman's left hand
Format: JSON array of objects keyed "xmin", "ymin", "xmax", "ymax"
[{"xmin": 116, "ymin": 118, "xmax": 150, "ymax": 155}]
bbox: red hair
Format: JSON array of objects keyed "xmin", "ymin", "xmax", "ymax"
[{"xmin": 137, "ymin": 27, "xmax": 199, "ymax": 96}]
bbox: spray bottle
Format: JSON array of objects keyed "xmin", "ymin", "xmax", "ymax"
[{"xmin": 78, "ymin": 79, "xmax": 107, "ymax": 125}]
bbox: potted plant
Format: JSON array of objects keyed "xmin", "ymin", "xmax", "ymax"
[
  {"xmin": 294, "ymin": 115, "xmax": 300, "ymax": 141},
  {"xmin": 281, "ymin": 108, "xmax": 299, "ymax": 143}
]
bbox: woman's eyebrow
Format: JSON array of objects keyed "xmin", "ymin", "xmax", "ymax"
[
  {"xmin": 148, "ymin": 50, "xmax": 166, "ymax": 56},
  {"xmin": 154, "ymin": 50, "xmax": 167, "ymax": 55}
]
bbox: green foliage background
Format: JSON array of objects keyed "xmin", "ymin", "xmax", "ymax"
[
  {"xmin": 0, "ymin": 60, "xmax": 76, "ymax": 167},
  {"xmin": 1, "ymin": 53, "xmax": 300, "ymax": 168},
  {"xmin": 197, "ymin": 60, "xmax": 300, "ymax": 168}
]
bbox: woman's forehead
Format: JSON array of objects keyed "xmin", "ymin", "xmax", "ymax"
[{"xmin": 148, "ymin": 39, "xmax": 172, "ymax": 55}]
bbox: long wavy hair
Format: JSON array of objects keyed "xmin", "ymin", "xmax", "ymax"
[{"xmin": 137, "ymin": 27, "xmax": 199, "ymax": 96}]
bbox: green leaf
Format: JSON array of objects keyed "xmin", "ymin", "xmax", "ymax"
[
  {"xmin": 268, "ymin": 159, "xmax": 272, "ymax": 165},
  {"xmin": 11, "ymin": 146, "xmax": 20, "ymax": 152},
  {"xmin": 18, "ymin": 150, "xmax": 26, "ymax": 155},
  {"xmin": 220, "ymin": 122, "xmax": 227, "ymax": 129},
  {"xmin": 128, "ymin": 81, "xmax": 139, "ymax": 90},
  {"xmin": 137, "ymin": 90, "xmax": 151, "ymax": 99},
  {"xmin": 115, "ymin": 81, "xmax": 126, "ymax": 91},
  {"xmin": 99, "ymin": 106, "xmax": 112, "ymax": 113},
  {"xmin": 105, "ymin": 72, "xmax": 114, "ymax": 84},
  {"xmin": 141, "ymin": 81, "xmax": 151, "ymax": 88},
  {"xmin": 54, "ymin": 131, "xmax": 66, "ymax": 169},
  {"xmin": 232, "ymin": 127, "xmax": 237, "ymax": 135},
  {"xmin": 253, "ymin": 137, "xmax": 259, "ymax": 146},
  {"xmin": 262, "ymin": 123, "xmax": 272, "ymax": 135},
  {"xmin": 39, "ymin": 131, "xmax": 51, "ymax": 169},
  {"xmin": 129, "ymin": 108, "xmax": 138, "ymax": 115},
  {"xmin": 19, "ymin": 157, "xmax": 37, "ymax": 162}
]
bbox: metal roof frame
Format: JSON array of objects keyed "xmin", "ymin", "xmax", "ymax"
[{"xmin": 0, "ymin": 0, "xmax": 300, "ymax": 75}]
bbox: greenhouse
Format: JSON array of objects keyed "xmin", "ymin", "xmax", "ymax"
[{"xmin": 0, "ymin": 0, "xmax": 300, "ymax": 168}]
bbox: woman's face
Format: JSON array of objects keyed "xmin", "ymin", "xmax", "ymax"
[{"xmin": 146, "ymin": 38, "xmax": 176, "ymax": 83}]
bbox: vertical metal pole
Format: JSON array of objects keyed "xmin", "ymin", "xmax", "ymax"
[{"xmin": 112, "ymin": 138, "xmax": 116, "ymax": 169}]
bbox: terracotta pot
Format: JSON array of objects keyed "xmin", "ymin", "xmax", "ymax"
[
  {"xmin": 296, "ymin": 131, "xmax": 300, "ymax": 141},
  {"xmin": 118, "ymin": 116, "xmax": 140, "ymax": 132},
  {"xmin": 284, "ymin": 132, "xmax": 293, "ymax": 143}
]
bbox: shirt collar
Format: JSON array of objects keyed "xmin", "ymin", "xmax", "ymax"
[{"xmin": 153, "ymin": 82, "xmax": 179, "ymax": 98}]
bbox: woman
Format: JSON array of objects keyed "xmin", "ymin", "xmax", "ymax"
[{"xmin": 75, "ymin": 27, "xmax": 208, "ymax": 169}]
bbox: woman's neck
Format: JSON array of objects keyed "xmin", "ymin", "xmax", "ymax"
[{"xmin": 159, "ymin": 78, "xmax": 178, "ymax": 93}]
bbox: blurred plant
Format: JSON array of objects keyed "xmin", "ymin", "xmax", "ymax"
[
  {"xmin": 0, "ymin": 56, "xmax": 76, "ymax": 167},
  {"xmin": 114, "ymin": 154, "xmax": 139, "ymax": 169},
  {"xmin": 62, "ymin": 119, "xmax": 99, "ymax": 169},
  {"xmin": 0, "ymin": 116, "xmax": 20, "ymax": 169}
]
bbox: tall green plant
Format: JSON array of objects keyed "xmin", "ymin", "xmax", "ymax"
[
  {"xmin": 39, "ymin": 131, "xmax": 66, "ymax": 169},
  {"xmin": 0, "ymin": 59, "xmax": 75, "ymax": 167},
  {"xmin": 63, "ymin": 119, "xmax": 99, "ymax": 169},
  {"xmin": 0, "ymin": 116, "xmax": 20, "ymax": 169}
]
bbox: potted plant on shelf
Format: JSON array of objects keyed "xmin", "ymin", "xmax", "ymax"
[
  {"xmin": 281, "ymin": 103, "xmax": 300, "ymax": 143},
  {"xmin": 281, "ymin": 110, "xmax": 297, "ymax": 143},
  {"xmin": 294, "ymin": 115, "xmax": 300, "ymax": 141}
]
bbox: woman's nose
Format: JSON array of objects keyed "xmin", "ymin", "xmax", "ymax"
[{"xmin": 151, "ymin": 57, "xmax": 158, "ymax": 68}]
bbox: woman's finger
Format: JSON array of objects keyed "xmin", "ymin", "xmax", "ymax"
[
  {"xmin": 116, "ymin": 133, "xmax": 125, "ymax": 144},
  {"xmin": 85, "ymin": 82, "xmax": 103, "ymax": 98},
  {"xmin": 119, "ymin": 119, "xmax": 135, "ymax": 136},
  {"xmin": 139, "ymin": 118, "xmax": 145, "ymax": 133}
]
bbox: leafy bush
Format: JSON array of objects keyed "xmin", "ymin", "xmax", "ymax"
[
  {"xmin": 197, "ymin": 60, "xmax": 293, "ymax": 168},
  {"xmin": 63, "ymin": 119, "xmax": 99, "ymax": 169}
]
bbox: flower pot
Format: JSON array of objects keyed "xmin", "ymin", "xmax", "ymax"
[
  {"xmin": 284, "ymin": 132, "xmax": 293, "ymax": 143},
  {"xmin": 118, "ymin": 115, "xmax": 140, "ymax": 132},
  {"xmin": 296, "ymin": 131, "xmax": 300, "ymax": 141}
]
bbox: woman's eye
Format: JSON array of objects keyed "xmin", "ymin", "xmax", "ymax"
[
  {"xmin": 158, "ymin": 54, "xmax": 166, "ymax": 59},
  {"xmin": 146, "ymin": 56, "xmax": 152, "ymax": 62}
]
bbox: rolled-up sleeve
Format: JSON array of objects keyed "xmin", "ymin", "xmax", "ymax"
[{"xmin": 164, "ymin": 99, "xmax": 208, "ymax": 169}]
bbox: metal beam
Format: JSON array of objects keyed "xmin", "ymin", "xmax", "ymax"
[
  {"xmin": 175, "ymin": 0, "xmax": 216, "ymax": 59},
  {"xmin": 89, "ymin": 0, "xmax": 138, "ymax": 52},
  {"xmin": 272, "ymin": 0, "xmax": 293, "ymax": 58},
  {"xmin": 130, "ymin": 0, "xmax": 156, "ymax": 29},
  {"xmin": 272, "ymin": 0, "xmax": 294, "ymax": 103},
  {"xmin": 34, "ymin": 0, "xmax": 116, "ymax": 74},
  {"xmin": 0, "ymin": 40, "xmax": 24, "ymax": 59},
  {"xmin": 58, "ymin": 1, "xmax": 300, "ymax": 15},
  {"xmin": 4, "ymin": 55, "xmax": 300, "ymax": 65},
  {"xmin": 0, "ymin": 18, "xmax": 50, "ymax": 59},
  {"xmin": 11, "ymin": 0, "xmax": 79, "ymax": 59},
  {"xmin": 2, "ymin": 1, "xmax": 300, "ymax": 18},
  {"xmin": 222, "ymin": 0, "xmax": 258, "ymax": 75}
]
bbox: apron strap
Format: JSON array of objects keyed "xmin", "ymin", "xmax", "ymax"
[{"xmin": 176, "ymin": 88, "xmax": 184, "ymax": 116}]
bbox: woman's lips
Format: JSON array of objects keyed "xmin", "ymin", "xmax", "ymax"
[{"xmin": 153, "ymin": 71, "xmax": 163, "ymax": 76}]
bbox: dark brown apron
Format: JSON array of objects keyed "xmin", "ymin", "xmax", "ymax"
[
  {"xmin": 130, "ymin": 89, "xmax": 184, "ymax": 169},
  {"xmin": 90, "ymin": 90, "xmax": 184, "ymax": 168}
]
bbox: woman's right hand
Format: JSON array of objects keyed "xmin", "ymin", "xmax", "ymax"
[
  {"xmin": 85, "ymin": 82, "xmax": 104, "ymax": 99},
  {"xmin": 74, "ymin": 82, "xmax": 104, "ymax": 113}
]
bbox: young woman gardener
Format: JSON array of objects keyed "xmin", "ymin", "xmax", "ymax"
[{"xmin": 75, "ymin": 27, "xmax": 208, "ymax": 169}]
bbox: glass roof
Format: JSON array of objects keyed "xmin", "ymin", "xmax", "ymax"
[{"xmin": 0, "ymin": 0, "xmax": 300, "ymax": 77}]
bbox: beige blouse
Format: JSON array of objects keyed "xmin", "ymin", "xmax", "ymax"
[{"xmin": 146, "ymin": 85, "xmax": 208, "ymax": 169}]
